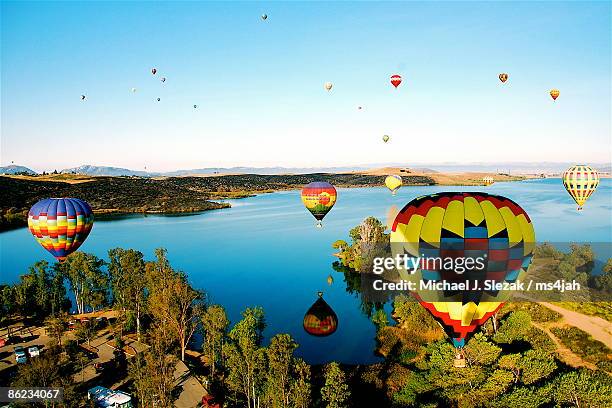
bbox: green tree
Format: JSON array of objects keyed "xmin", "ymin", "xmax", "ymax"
[
  {"xmin": 371, "ymin": 309, "xmax": 389, "ymax": 332},
  {"xmin": 289, "ymin": 358, "xmax": 311, "ymax": 408},
  {"xmin": 224, "ymin": 307, "xmax": 267, "ymax": 408},
  {"xmin": 265, "ymin": 334, "xmax": 298, "ymax": 408},
  {"xmin": 321, "ymin": 362, "xmax": 350, "ymax": 408},
  {"xmin": 493, "ymin": 311, "xmax": 531, "ymax": 344},
  {"xmin": 107, "ymin": 248, "xmax": 148, "ymax": 340},
  {"xmin": 465, "ymin": 333, "xmax": 501, "ymax": 366},
  {"xmin": 44, "ymin": 316, "xmax": 66, "ymax": 347},
  {"xmin": 60, "ymin": 252, "xmax": 108, "ymax": 314},
  {"xmin": 201, "ymin": 304, "xmax": 229, "ymax": 377},
  {"xmin": 553, "ymin": 370, "xmax": 612, "ymax": 407}
]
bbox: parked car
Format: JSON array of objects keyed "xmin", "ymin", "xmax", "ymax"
[
  {"xmin": 27, "ymin": 346, "xmax": 40, "ymax": 357},
  {"xmin": 14, "ymin": 346, "xmax": 27, "ymax": 364},
  {"xmin": 0, "ymin": 337, "xmax": 9, "ymax": 347}
]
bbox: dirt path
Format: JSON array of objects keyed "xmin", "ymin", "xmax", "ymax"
[
  {"xmin": 537, "ymin": 302, "xmax": 612, "ymax": 348},
  {"xmin": 531, "ymin": 321, "xmax": 598, "ymax": 370}
]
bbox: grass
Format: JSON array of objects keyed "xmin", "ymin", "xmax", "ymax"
[
  {"xmin": 556, "ymin": 301, "xmax": 612, "ymax": 322},
  {"xmin": 550, "ymin": 326, "xmax": 612, "ymax": 372}
]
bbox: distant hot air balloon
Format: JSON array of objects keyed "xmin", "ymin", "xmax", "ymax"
[
  {"xmin": 562, "ymin": 165, "xmax": 599, "ymax": 210},
  {"xmin": 385, "ymin": 175, "xmax": 402, "ymax": 195},
  {"xmin": 499, "ymin": 73, "xmax": 508, "ymax": 83},
  {"xmin": 358, "ymin": 106, "xmax": 362, "ymax": 110},
  {"xmin": 391, "ymin": 192, "xmax": 535, "ymax": 361},
  {"xmin": 28, "ymin": 198, "xmax": 94, "ymax": 262},
  {"xmin": 80, "ymin": 95, "xmax": 86, "ymax": 101},
  {"xmin": 151, "ymin": 68, "xmax": 157, "ymax": 75},
  {"xmin": 157, "ymin": 97, "xmax": 161, "ymax": 102},
  {"xmin": 327, "ymin": 274, "xmax": 334, "ymax": 286},
  {"xmin": 482, "ymin": 176, "xmax": 494, "ymax": 186},
  {"xmin": 382, "ymin": 135, "xmax": 390, "ymax": 143},
  {"xmin": 303, "ymin": 292, "xmax": 338, "ymax": 337},
  {"xmin": 324, "ymin": 82, "xmax": 333, "ymax": 92},
  {"xmin": 261, "ymin": 14, "xmax": 268, "ymax": 20},
  {"xmin": 131, "ymin": 88, "xmax": 137, "ymax": 93},
  {"xmin": 390, "ymin": 74, "xmax": 402, "ymax": 89},
  {"xmin": 301, "ymin": 182, "xmax": 337, "ymax": 228},
  {"xmin": 550, "ymin": 89, "xmax": 560, "ymax": 101},
  {"xmin": 193, "ymin": 104, "xmax": 198, "ymax": 109},
  {"xmin": 161, "ymin": 77, "xmax": 166, "ymax": 83}
]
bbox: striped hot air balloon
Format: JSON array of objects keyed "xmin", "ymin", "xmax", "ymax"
[
  {"xmin": 550, "ymin": 89, "xmax": 560, "ymax": 101},
  {"xmin": 301, "ymin": 182, "xmax": 337, "ymax": 227},
  {"xmin": 390, "ymin": 192, "xmax": 535, "ymax": 349},
  {"xmin": 303, "ymin": 292, "xmax": 338, "ymax": 337},
  {"xmin": 562, "ymin": 165, "xmax": 599, "ymax": 211},
  {"xmin": 483, "ymin": 176, "xmax": 494, "ymax": 186},
  {"xmin": 390, "ymin": 74, "xmax": 402, "ymax": 88},
  {"xmin": 28, "ymin": 198, "xmax": 94, "ymax": 262},
  {"xmin": 385, "ymin": 175, "xmax": 402, "ymax": 195}
]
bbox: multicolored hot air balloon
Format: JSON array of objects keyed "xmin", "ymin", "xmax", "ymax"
[
  {"xmin": 301, "ymin": 182, "xmax": 337, "ymax": 227},
  {"xmin": 550, "ymin": 89, "xmax": 560, "ymax": 101},
  {"xmin": 151, "ymin": 68, "xmax": 157, "ymax": 75},
  {"xmin": 385, "ymin": 175, "xmax": 402, "ymax": 195},
  {"xmin": 324, "ymin": 82, "xmax": 333, "ymax": 92},
  {"xmin": 28, "ymin": 198, "xmax": 94, "ymax": 262},
  {"xmin": 382, "ymin": 135, "xmax": 390, "ymax": 143},
  {"xmin": 562, "ymin": 165, "xmax": 599, "ymax": 210},
  {"xmin": 483, "ymin": 176, "xmax": 494, "ymax": 186},
  {"xmin": 390, "ymin": 192, "xmax": 535, "ymax": 353},
  {"xmin": 499, "ymin": 73, "xmax": 508, "ymax": 83},
  {"xmin": 303, "ymin": 292, "xmax": 338, "ymax": 337},
  {"xmin": 390, "ymin": 74, "xmax": 402, "ymax": 88}
]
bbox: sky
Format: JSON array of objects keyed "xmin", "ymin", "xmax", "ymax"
[{"xmin": 1, "ymin": 1, "xmax": 611, "ymax": 172}]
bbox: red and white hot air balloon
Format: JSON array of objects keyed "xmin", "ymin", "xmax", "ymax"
[{"xmin": 390, "ymin": 74, "xmax": 402, "ymax": 89}]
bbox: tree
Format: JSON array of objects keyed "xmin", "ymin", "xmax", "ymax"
[
  {"xmin": 224, "ymin": 307, "xmax": 267, "ymax": 408},
  {"xmin": 44, "ymin": 316, "xmax": 66, "ymax": 347},
  {"xmin": 591, "ymin": 258, "xmax": 612, "ymax": 291},
  {"xmin": 553, "ymin": 370, "xmax": 612, "ymax": 407},
  {"xmin": 201, "ymin": 304, "xmax": 229, "ymax": 377},
  {"xmin": 75, "ymin": 320, "xmax": 97, "ymax": 346},
  {"xmin": 493, "ymin": 311, "xmax": 531, "ymax": 344},
  {"xmin": 464, "ymin": 333, "xmax": 501, "ymax": 366},
  {"xmin": 265, "ymin": 334, "xmax": 298, "ymax": 408},
  {"xmin": 148, "ymin": 271, "xmax": 205, "ymax": 361},
  {"xmin": 321, "ymin": 362, "xmax": 350, "ymax": 408},
  {"xmin": 372, "ymin": 309, "xmax": 389, "ymax": 332},
  {"xmin": 289, "ymin": 358, "xmax": 311, "ymax": 408},
  {"xmin": 60, "ymin": 252, "xmax": 108, "ymax": 314},
  {"xmin": 107, "ymin": 248, "xmax": 148, "ymax": 340}
]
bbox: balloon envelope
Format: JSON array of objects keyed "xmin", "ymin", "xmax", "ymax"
[
  {"xmin": 385, "ymin": 175, "xmax": 402, "ymax": 194},
  {"xmin": 550, "ymin": 89, "xmax": 560, "ymax": 100},
  {"xmin": 151, "ymin": 68, "xmax": 157, "ymax": 75},
  {"xmin": 390, "ymin": 192, "xmax": 535, "ymax": 347},
  {"xmin": 390, "ymin": 74, "xmax": 402, "ymax": 88},
  {"xmin": 28, "ymin": 198, "xmax": 94, "ymax": 262},
  {"xmin": 301, "ymin": 182, "xmax": 337, "ymax": 222},
  {"xmin": 324, "ymin": 82, "xmax": 333, "ymax": 91},
  {"xmin": 499, "ymin": 73, "xmax": 508, "ymax": 83},
  {"xmin": 382, "ymin": 135, "xmax": 390, "ymax": 143},
  {"xmin": 562, "ymin": 165, "xmax": 599, "ymax": 210}
]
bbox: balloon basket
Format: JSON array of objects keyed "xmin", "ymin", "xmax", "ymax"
[
  {"xmin": 453, "ymin": 353, "xmax": 466, "ymax": 368},
  {"xmin": 316, "ymin": 221, "xmax": 323, "ymax": 229}
]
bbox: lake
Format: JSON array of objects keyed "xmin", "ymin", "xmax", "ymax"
[{"xmin": 1, "ymin": 178, "xmax": 611, "ymax": 364}]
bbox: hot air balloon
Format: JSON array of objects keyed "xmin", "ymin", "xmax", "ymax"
[
  {"xmin": 261, "ymin": 14, "xmax": 268, "ymax": 20},
  {"xmin": 385, "ymin": 175, "xmax": 402, "ymax": 195},
  {"xmin": 390, "ymin": 192, "xmax": 535, "ymax": 362},
  {"xmin": 161, "ymin": 77, "xmax": 166, "ymax": 83},
  {"xmin": 499, "ymin": 73, "xmax": 508, "ymax": 83},
  {"xmin": 382, "ymin": 135, "xmax": 390, "ymax": 143},
  {"xmin": 358, "ymin": 106, "xmax": 362, "ymax": 110},
  {"xmin": 303, "ymin": 292, "xmax": 338, "ymax": 337},
  {"xmin": 28, "ymin": 198, "xmax": 94, "ymax": 262},
  {"xmin": 550, "ymin": 89, "xmax": 560, "ymax": 101},
  {"xmin": 193, "ymin": 104, "xmax": 198, "ymax": 109},
  {"xmin": 151, "ymin": 68, "xmax": 157, "ymax": 75},
  {"xmin": 324, "ymin": 82, "xmax": 333, "ymax": 92},
  {"xmin": 327, "ymin": 274, "xmax": 334, "ymax": 286},
  {"xmin": 131, "ymin": 88, "xmax": 137, "ymax": 93},
  {"xmin": 157, "ymin": 98, "xmax": 161, "ymax": 102},
  {"xmin": 80, "ymin": 95, "xmax": 86, "ymax": 101},
  {"xmin": 301, "ymin": 182, "xmax": 337, "ymax": 227},
  {"xmin": 562, "ymin": 165, "xmax": 599, "ymax": 210},
  {"xmin": 390, "ymin": 74, "xmax": 402, "ymax": 89},
  {"xmin": 483, "ymin": 176, "xmax": 494, "ymax": 186}
]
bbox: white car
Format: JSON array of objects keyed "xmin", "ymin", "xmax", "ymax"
[{"xmin": 27, "ymin": 346, "xmax": 40, "ymax": 357}]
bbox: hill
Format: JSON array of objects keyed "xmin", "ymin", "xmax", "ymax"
[{"xmin": 0, "ymin": 165, "xmax": 36, "ymax": 175}]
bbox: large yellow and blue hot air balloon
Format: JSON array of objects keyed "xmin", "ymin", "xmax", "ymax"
[
  {"xmin": 28, "ymin": 198, "xmax": 94, "ymax": 262},
  {"xmin": 385, "ymin": 175, "xmax": 402, "ymax": 195},
  {"xmin": 301, "ymin": 182, "xmax": 337, "ymax": 227},
  {"xmin": 562, "ymin": 165, "xmax": 599, "ymax": 211},
  {"xmin": 390, "ymin": 192, "xmax": 535, "ymax": 348}
]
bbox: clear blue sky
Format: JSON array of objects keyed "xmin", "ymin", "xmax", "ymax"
[{"xmin": 1, "ymin": 1, "xmax": 610, "ymax": 172}]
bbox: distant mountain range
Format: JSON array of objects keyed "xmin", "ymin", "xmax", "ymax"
[
  {"xmin": 2, "ymin": 162, "xmax": 610, "ymax": 177},
  {"xmin": 0, "ymin": 165, "xmax": 36, "ymax": 175}
]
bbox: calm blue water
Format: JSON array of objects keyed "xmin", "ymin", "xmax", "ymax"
[{"xmin": 1, "ymin": 178, "xmax": 611, "ymax": 364}]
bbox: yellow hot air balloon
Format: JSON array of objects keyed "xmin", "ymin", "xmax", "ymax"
[
  {"xmin": 382, "ymin": 135, "xmax": 390, "ymax": 143},
  {"xmin": 550, "ymin": 89, "xmax": 560, "ymax": 101},
  {"xmin": 483, "ymin": 176, "xmax": 494, "ymax": 186},
  {"xmin": 327, "ymin": 274, "xmax": 334, "ymax": 286},
  {"xmin": 562, "ymin": 165, "xmax": 599, "ymax": 210},
  {"xmin": 499, "ymin": 73, "xmax": 508, "ymax": 83},
  {"xmin": 385, "ymin": 175, "xmax": 402, "ymax": 195}
]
